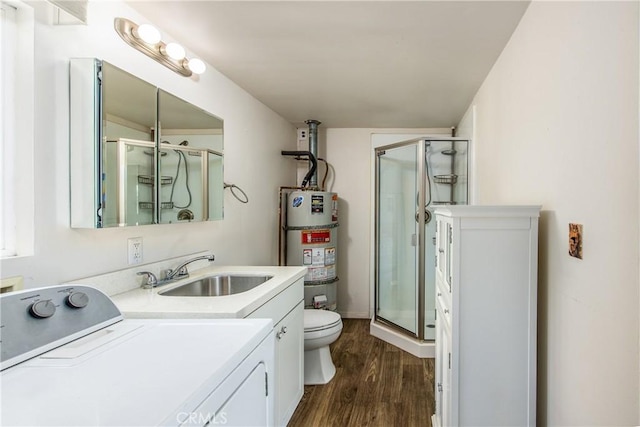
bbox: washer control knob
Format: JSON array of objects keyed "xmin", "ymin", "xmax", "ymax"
[
  {"xmin": 66, "ymin": 292, "xmax": 89, "ymax": 309},
  {"xmin": 29, "ymin": 300, "xmax": 56, "ymax": 319}
]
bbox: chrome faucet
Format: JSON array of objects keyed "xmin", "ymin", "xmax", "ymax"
[
  {"xmin": 138, "ymin": 254, "xmax": 215, "ymax": 289},
  {"xmin": 137, "ymin": 271, "xmax": 158, "ymax": 289},
  {"xmin": 163, "ymin": 254, "xmax": 215, "ymax": 281}
]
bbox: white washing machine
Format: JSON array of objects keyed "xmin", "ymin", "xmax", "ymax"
[{"xmin": 0, "ymin": 284, "xmax": 275, "ymax": 426}]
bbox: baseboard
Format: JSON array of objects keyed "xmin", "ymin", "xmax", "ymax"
[
  {"xmin": 337, "ymin": 311, "xmax": 370, "ymax": 319},
  {"xmin": 370, "ymin": 321, "xmax": 435, "ymax": 358}
]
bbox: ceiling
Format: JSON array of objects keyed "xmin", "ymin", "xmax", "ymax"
[{"xmin": 126, "ymin": 1, "xmax": 530, "ymax": 128}]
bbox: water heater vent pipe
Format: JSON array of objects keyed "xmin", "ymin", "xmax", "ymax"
[{"xmin": 305, "ymin": 119, "xmax": 321, "ymax": 188}]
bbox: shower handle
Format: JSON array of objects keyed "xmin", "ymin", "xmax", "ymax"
[{"xmin": 415, "ymin": 209, "xmax": 432, "ymax": 224}]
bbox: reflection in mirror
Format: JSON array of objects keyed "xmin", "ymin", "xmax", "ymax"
[
  {"xmin": 158, "ymin": 90, "xmax": 224, "ymax": 223},
  {"xmin": 102, "ymin": 62, "xmax": 156, "ymax": 143},
  {"xmin": 102, "ymin": 63, "xmax": 157, "ymax": 227},
  {"xmin": 102, "ymin": 139, "xmax": 156, "ymax": 226}
]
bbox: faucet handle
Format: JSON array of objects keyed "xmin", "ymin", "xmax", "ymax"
[
  {"xmin": 172, "ymin": 266, "xmax": 190, "ymax": 279},
  {"xmin": 163, "ymin": 267, "xmax": 189, "ymax": 280},
  {"xmin": 137, "ymin": 271, "xmax": 158, "ymax": 288}
]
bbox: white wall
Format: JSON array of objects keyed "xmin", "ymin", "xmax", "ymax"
[
  {"xmin": 0, "ymin": 1, "xmax": 297, "ymax": 287},
  {"xmin": 321, "ymin": 128, "xmax": 371, "ymax": 318},
  {"xmin": 458, "ymin": 2, "xmax": 639, "ymax": 425}
]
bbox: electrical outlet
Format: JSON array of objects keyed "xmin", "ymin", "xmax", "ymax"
[
  {"xmin": 568, "ymin": 223, "xmax": 583, "ymax": 259},
  {"xmin": 128, "ymin": 237, "xmax": 143, "ymax": 265},
  {"xmin": 297, "ymin": 128, "xmax": 308, "ymax": 150},
  {"xmin": 0, "ymin": 276, "xmax": 23, "ymax": 293}
]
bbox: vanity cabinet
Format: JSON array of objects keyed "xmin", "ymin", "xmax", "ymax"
[
  {"xmin": 432, "ymin": 206, "xmax": 540, "ymax": 427},
  {"xmin": 247, "ymin": 278, "xmax": 304, "ymax": 427}
]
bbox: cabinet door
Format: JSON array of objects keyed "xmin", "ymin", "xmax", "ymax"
[
  {"xmin": 183, "ymin": 337, "xmax": 273, "ymax": 427},
  {"xmin": 436, "ymin": 219, "xmax": 447, "ymax": 280},
  {"xmin": 441, "ymin": 320, "xmax": 452, "ymax": 427},
  {"xmin": 275, "ymin": 301, "xmax": 304, "ymax": 426},
  {"xmin": 445, "ymin": 222, "xmax": 453, "ymax": 293},
  {"xmin": 211, "ymin": 363, "xmax": 268, "ymax": 427},
  {"xmin": 436, "ymin": 219, "xmax": 453, "ymax": 293},
  {"xmin": 435, "ymin": 294, "xmax": 453, "ymax": 427},
  {"xmin": 434, "ymin": 303, "xmax": 444, "ymax": 426}
]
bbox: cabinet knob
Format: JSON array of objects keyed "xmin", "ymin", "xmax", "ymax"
[{"xmin": 444, "ymin": 309, "xmax": 449, "ymax": 314}]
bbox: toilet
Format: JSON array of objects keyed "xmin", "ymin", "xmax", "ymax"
[{"xmin": 303, "ymin": 309, "xmax": 343, "ymax": 385}]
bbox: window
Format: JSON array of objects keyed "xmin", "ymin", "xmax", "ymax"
[{"xmin": 1, "ymin": 0, "xmax": 33, "ymax": 259}]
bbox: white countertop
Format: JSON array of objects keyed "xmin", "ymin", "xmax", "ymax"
[{"xmin": 110, "ymin": 265, "xmax": 307, "ymax": 319}]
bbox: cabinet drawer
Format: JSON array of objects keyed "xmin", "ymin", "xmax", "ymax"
[{"xmin": 247, "ymin": 278, "xmax": 304, "ymax": 325}]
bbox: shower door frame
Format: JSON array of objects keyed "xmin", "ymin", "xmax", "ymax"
[
  {"xmin": 374, "ymin": 138, "xmax": 427, "ymax": 340},
  {"xmin": 374, "ymin": 136, "xmax": 469, "ymax": 342}
]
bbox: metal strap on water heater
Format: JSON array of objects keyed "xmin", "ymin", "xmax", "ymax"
[
  {"xmin": 306, "ymin": 276, "xmax": 340, "ymax": 286},
  {"xmin": 284, "ymin": 222, "xmax": 339, "ymax": 231}
]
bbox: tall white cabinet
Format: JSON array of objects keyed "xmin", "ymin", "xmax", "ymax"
[{"xmin": 432, "ymin": 206, "xmax": 540, "ymax": 427}]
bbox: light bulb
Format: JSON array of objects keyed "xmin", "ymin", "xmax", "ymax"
[
  {"xmin": 164, "ymin": 43, "xmax": 186, "ymax": 60},
  {"xmin": 187, "ymin": 58, "xmax": 206, "ymax": 75},
  {"xmin": 135, "ymin": 24, "xmax": 161, "ymax": 44}
]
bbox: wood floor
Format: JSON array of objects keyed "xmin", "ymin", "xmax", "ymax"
[{"xmin": 288, "ymin": 319, "xmax": 435, "ymax": 427}]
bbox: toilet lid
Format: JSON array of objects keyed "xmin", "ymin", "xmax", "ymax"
[{"xmin": 304, "ymin": 309, "xmax": 342, "ymax": 332}]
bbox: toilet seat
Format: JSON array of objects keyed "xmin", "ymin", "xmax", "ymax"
[{"xmin": 304, "ymin": 309, "xmax": 341, "ymax": 332}]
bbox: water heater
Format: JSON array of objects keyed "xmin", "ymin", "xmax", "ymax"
[{"xmin": 286, "ymin": 190, "xmax": 339, "ymax": 310}]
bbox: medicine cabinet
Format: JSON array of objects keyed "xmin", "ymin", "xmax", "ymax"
[{"xmin": 70, "ymin": 59, "xmax": 224, "ymax": 228}]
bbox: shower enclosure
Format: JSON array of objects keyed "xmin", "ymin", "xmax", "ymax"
[{"xmin": 374, "ymin": 137, "xmax": 468, "ymax": 347}]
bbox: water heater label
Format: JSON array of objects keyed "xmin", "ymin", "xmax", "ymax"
[
  {"xmin": 292, "ymin": 196, "xmax": 304, "ymax": 208},
  {"xmin": 311, "ymin": 248, "xmax": 325, "ymax": 266},
  {"xmin": 325, "ymin": 247, "xmax": 336, "ymax": 265},
  {"xmin": 302, "ymin": 248, "xmax": 326, "ymax": 266},
  {"xmin": 302, "ymin": 249, "xmax": 312, "ymax": 265},
  {"xmin": 301, "ymin": 229, "xmax": 331, "ymax": 244},
  {"xmin": 305, "ymin": 265, "xmax": 336, "ymax": 281},
  {"xmin": 311, "ymin": 195, "xmax": 324, "ymax": 213}
]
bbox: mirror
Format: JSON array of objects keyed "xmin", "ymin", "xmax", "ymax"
[
  {"xmin": 69, "ymin": 59, "xmax": 224, "ymax": 228},
  {"xmin": 158, "ymin": 90, "xmax": 224, "ymax": 224},
  {"xmin": 102, "ymin": 63, "xmax": 156, "ymax": 227}
]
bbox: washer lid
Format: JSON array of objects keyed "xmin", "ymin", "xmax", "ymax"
[
  {"xmin": 304, "ymin": 309, "xmax": 341, "ymax": 332},
  {"xmin": 1, "ymin": 318, "xmax": 273, "ymax": 426}
]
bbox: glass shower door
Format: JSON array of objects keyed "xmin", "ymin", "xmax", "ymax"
[
  {"xmin": 373, "ymin": 137, "xmax": 469, "ymax": 345},
  {"xmin": 375, "ymin": 143, "xmax": 420, "ymax": 336}
]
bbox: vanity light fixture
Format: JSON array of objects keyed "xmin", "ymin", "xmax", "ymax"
[
  {"xmin": 114, "ymin": 17, "xmax": 206, "ymax": 77},
  {"xmin": 134, "ymin": 24, "xmax": 161, "ymax": 45},
  {"xmin": 187, "ymin": 58, "xmax": 206, "ymax": 75},
  {"xmin": 163, "ymin": 42, "xmax": 186, "ymax": 61}
]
